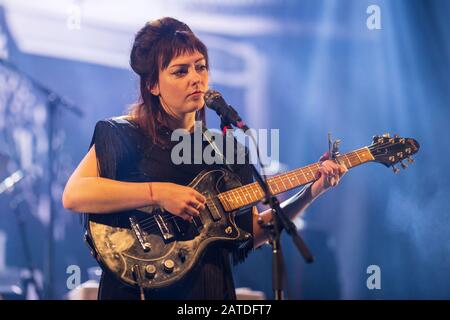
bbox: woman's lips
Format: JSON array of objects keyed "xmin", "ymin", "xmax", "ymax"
[{"xmin": 188, "ymin": 91, "xmax": 203, "ymax": 97}]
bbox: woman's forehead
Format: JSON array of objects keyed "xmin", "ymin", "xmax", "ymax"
[{"xmin": 167, "ymin": 51, "xmax": 205, "ymax": 67}]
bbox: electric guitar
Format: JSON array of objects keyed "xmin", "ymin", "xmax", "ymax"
[{"xmin": 85, "ymin": 134, "xmax": 419, "ymax": 289}]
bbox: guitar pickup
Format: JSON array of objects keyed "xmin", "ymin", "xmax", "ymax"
[
  {"xmin": 129, "ymin": 216, "xmax": 151, "ymax": 252},
  {"xmin": 192, "ymin": 215, "xmax": 204, "ymax": 230},
  {"xmin": 154, "ymin": 214, "xmax": 175, "ymax": 241},
  {"xmin": 204, "ymin": 192, "xmax": 222, "ymax": 222}
]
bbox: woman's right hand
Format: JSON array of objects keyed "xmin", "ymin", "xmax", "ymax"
[{"xmin": 152, "ymin": 183, "xmax": 206, "ymax": 221}]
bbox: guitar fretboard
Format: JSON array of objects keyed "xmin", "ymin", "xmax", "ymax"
[{"xmin": 217, "ymin": 147, "xmax": 374, "ymax": 211}]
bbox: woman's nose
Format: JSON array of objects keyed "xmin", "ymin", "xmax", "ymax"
[{"xmin": 190, "ymin": 69, "xmax": 202, "ymax": 85}]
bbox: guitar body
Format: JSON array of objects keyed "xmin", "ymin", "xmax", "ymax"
[{"xmin": 86, "ymin": 168, "xmax": 252, "ymax": 290}]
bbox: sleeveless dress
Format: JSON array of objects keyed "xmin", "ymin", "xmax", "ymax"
[{"xmin": 87, "ymin": 117, "xmax": 254, "ymax": 300}]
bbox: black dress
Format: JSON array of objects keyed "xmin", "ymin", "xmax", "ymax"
[{"xmin": 87, "ymin": 117, "xmax": 254, "ymax": 300}]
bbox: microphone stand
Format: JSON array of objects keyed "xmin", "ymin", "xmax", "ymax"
[
  {"xmin": 12, "ymin": 195, "xmax": 44, "ymax": 300},
  {"xmin": 219, "ymin": 116, "xmax": 314, "ymax": 300}
]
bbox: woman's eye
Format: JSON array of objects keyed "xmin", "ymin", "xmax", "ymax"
[
  {"xmin": 196, "ymin": 65, "xmax": 207, "ymax": 71},
  {"xmin": 173, "ymin": 69, "xmax": 187, "ymax": 76}
]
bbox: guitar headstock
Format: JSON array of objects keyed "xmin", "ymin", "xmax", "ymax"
[{"xmin": 368, "ymin": 134, "xmax": 420, "ymax": 173}]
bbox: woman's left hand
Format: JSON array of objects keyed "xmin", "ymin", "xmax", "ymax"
[{"xmin": 311, "ymin": 159, "xmax": 348, "ymax": 198}]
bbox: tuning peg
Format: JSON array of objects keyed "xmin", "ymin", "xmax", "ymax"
[
  {"xmin": 400, "ymin": 161, "xmax": 408, "ymax": 169},
  {"xmin": 407, "ymin": 156, "xmax": 414, "ymax": 164},
  {"xmin": 394, "ymin": 134, "xmax": 399, "ymax": 138},
  {"xmin": 382, "ymin": 133, "xmax": 390, "ymax": 138},
  {"xmin": 392, "ymin": 165, "xmax": 400, "ymax": 174}
]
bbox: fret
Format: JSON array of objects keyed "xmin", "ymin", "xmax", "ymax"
[
  {"xmin": 354, "ymin": 151, "xmax": 363, "ymax": 163},
  {"xmin": 273, "ymin": 177, "xmax": 282, "ymax": 193},
  {"xmin": 341, "ymin": 154, "xmax": 352, "ymax": 168},
  {"xmin": 242, "ymin": 186, "xmax": 252, "ymax": 202},
  {"xmin": 307, "ymin": 166, "xmax": 315, "ymax": 181},
  {"xmin": 293, "ymin": 173, "xmax": 302, "ymax": 185},
  {"xmin": 217, "ymin": 194, "xmax": 224, "ymax": 208},
  {"xmin": 270, "ymin": 179, "xmax": 279, "ymax": 194},
  {"xmin": 357, "ymin": 147, "xmax": 374, "ymax": 163},
  {"xmin": 287, "ymin": 173, "xmax": 296, "ymax": 188},
  {"xmin": 240, "ymin": 186, "xmax": 248, "ymax": 201},
  {"xmin": 235, "ymin": 190, "xmax": 243, "ymax": 205},
  {"xmin": 251, "ymin": 185, "xmax": 259, "ymax": 199},
  {"xmin": 280, "ymin": 175, "xmax": 288, "ymax": 190},
  {"xmin": 231, "ymin": 191, "xmax": 239, "ymax": 206},
  {"xmin": 222, "ymin": 195, "xmax": 231, "ymax": 211},
  {"xmin": 220, "ymin": 193, "xmax": 230, "ymax": 211},
  {"xmin": 298, "ymin": 168, "xmax": 308, "ymax": 182},
  {"xmin": 359, "ymin": 150, "xmax": 367, "ymax": 162},
  {"xmin": 234, "ymin": 190, "xmax": 241, "ymax": 205}
]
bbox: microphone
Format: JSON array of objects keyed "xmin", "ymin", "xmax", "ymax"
[{"xmin": 204, "ymin": 89, "xmax": 249, "ymax": 131}]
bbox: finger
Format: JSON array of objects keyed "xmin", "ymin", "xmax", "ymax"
[
  {"xmin": 326, "ymin": 176, "xmax": 336, "ymax": 187},
  {"xmin": 188, "ymin": 200, "xmax": 205, "ymax": 212},
  {"xmin": 323, "ymin": 160, "xmax": 342, "ymax": 175},
  {"xmin": 179, "ymin": 212, "xmax": 193, "ymax": 221},
  {"xmin": 319, "ymin": 165, "xmax": 333, "ymax": 177},
  {"xmin": 318, "ymin": 167, "xmax": 329, "ymax": 180},
  {"xmin": 333, "ymin": 173, "xmax": 342, "ymax": 186},
  {"xmin": 331, "ymin": 166, "xmax": 341, "ymax": 178},
  {"xmin": 193, "ymin": 191, "xmax": 206, "ymax": 204},
  {"xmin": 326, "ymin": 162, "xmax": 340, "ymax": 176},
  {"xmin": 184, "ymin": 205, "xmax": 200, "ymax": 217},
  {"xmin": 326, "ymin": 174, "xmax": 333, "ymax": 187}
]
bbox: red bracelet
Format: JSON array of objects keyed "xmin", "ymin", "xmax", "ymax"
[{"xmin": 148, "ymin": 183, "xmax": 153, "ymax": 202}]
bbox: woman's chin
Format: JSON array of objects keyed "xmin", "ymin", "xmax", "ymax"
[{"xmin": 188, "ymin": 103, "xmax": 204, "ymax": 113}]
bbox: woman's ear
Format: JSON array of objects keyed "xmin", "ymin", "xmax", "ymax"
[{"xmin": 150, "ymin": 84, "xmax": 160, "ymax": 96}]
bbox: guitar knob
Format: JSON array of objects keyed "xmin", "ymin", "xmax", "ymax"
[
  {"xmin": 163, "ymin": 259, "xmax": 175, "ymax": 273},
  {"xmin": 400, "ymin": 161, "xmax": 408, "ymax": 169},
  {"xmin": 392, "ymin": 166, "xmax": 400, "ymax": 174},
  {"xmin": 407, "ymin": 156, "xmax": 414, "ymax": 164},
  {"xmin": 382, "ymin": 133, "xmax": 390, "ymax": 138},
  {"xmin": 178, "ymin": 249, "xmax": 187, "ymax": 263},
  {"xmin": 145, "ymin": 264, "xmax": 157, "ymax": 279}
]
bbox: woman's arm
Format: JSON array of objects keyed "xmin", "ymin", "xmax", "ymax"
[{"xmin": 62, "ymin": 146, "xmax": 205, "ymax": 220}]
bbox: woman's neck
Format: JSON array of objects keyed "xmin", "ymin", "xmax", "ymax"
[{"xmin": 164, "ymin": 112, "xmax": 196, "ymax": 133}]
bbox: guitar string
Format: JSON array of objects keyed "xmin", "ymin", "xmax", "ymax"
[
  {"xmin": 136, "ymin": 142, "xmax": 411, "ymax": 229},
  {"xmin": 135, "ymin": 151, "xmax": 374, "ymax": 230},
  {"xmin": 137, "ymin": 148, "xmax": 391, "ymax": 229}
]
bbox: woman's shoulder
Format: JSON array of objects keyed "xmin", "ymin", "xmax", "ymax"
[
  {"xmin": 91, "ymin": 115, "xmax": 141, "ymax": 145},
  {"xmin": 92, "ymin": 115, "xmax": 139, "ymax": 134},
  {"xmin": 100, "ymin": 115, "xmax": 137, "ymax": 127}
]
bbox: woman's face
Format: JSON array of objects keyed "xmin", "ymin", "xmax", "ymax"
[{"xmin": 151, "ymin": 51, "xmax": 208, "ymax": 120}]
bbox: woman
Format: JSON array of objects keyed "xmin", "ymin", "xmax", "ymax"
[{"xmin": 62, "ymin": 17, "xmax": 347, "ymax": 300}]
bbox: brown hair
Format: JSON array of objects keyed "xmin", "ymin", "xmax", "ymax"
[{"xmin": 129, "ymin": 17, "xmax": 208, "ymax": 146}]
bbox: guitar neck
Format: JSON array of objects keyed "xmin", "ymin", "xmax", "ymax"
[{"xmin": 218, "ymin": 147, "xmax": 375, "ymax": 212}]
